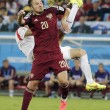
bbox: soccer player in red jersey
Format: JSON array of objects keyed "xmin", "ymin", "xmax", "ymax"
[{"xmin": 18, "ymin": 0, "xmax": 70, "ymax": 110}]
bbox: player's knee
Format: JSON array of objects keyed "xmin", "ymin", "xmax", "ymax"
[
  {"xmin": 80, "ymin": 49, "xmax": 86, "ymax": 56},
  {"xmin": 59, "ymin": 80, "xmax": 69, "ymax": 88},
  {"xmin": 27, "ymin": 81, "xmax": 39, "ymax": 90}
]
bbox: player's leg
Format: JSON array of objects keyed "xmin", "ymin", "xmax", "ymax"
[
  {"xmin": 57, "ymin": 71, "xmax": 69, "ymax": 110},
  {"xmin": 70, "ymin": 48, "xmax": 106, "ymax": 90},
  {"xmin": 21, "ymin": 80, "xmax": 40, "ymax": 110},
  {"xmin": 66, "ymin": 0, "xmax": 83, "ymax": 28},
  {"xmin": 21, "ymin": 59, "xmax": 50, "ymax": 110},
  {"xmin": 8, "ymin": 79, "xmax": 14, "ymax": 97}
]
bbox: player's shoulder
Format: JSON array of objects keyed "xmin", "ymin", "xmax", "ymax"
[{"xmin": 45, "ymin": 5, "xmax": 64, "ymax": 11}]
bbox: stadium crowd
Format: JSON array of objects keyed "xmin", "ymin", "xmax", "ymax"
[
  {"xmin": 0, "ymin": 59, "xmax": 110, "ymax": 99},
  {"xmin": 0, "ymin": 0, "xmax": 110, "ymax": 32}
]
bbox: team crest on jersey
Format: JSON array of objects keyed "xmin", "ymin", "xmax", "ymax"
[{"xmin": 46, "ymin": 13, "xmax": 53, "ymax": 20}]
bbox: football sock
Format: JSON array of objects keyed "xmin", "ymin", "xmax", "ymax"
[
  {"xmin": 66, "ymin": 4, "xmax": 79, "ymax": 28},
  {"xmin": 21, "ymin": 87, "xmax": 34, "ymax": 110},
  {"xmin": 9, "ymin": 90, "xmax": 14, "ymax": 97},
  {"xmin": 60, "ymin": 85, "xmax": 69, "ymax": 102},
  {"xmin": 80, "ymin": 54, "xmax": 94, "ymax": 84}
]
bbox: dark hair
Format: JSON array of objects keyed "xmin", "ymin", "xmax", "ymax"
[
  {"xmin": 3, "ymin": 59, "xmax": 9, "ymax": 63},
  {"xmin": 28, "ymin": 0, "xmax": 33, "ymax": 6},
  {"xmin": 99, "ymin": 63, "xmax": 104, "ymax": 66},
  {"xmin": 28, "ymin": 0, "xmax": 43, "ymax": 6}
]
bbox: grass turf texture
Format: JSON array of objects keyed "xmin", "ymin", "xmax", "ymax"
[{"xmin": 0, "ymin": 96, "xmax": 109, "ymax": 110}]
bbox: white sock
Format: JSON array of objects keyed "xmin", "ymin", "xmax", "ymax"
[
  {"xmin": 80, "ymin": 54, "xmax": 94, "ymax": 84},
  {"xmin": 9, "ymin": 90, "xmax": 14, "ymax": 97},
  {"xmin": 66, "ymin": 4, "xmax": 79, "ymax": 28}
]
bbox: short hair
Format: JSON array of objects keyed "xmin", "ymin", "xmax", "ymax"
[
  {"xmin": 3, "ymin": 59, "xmax": 9, "ymax": 63},
  {"xmin": 28, "ymin": 0, "xmax": 43, "ymax": 6},
  {"xmin": 28, "ymin": 0, "xmax": 33, "ymax": 7},
  {"xmin": 99, "ymin": 63, "xmax": 104, "ymax": 66}
]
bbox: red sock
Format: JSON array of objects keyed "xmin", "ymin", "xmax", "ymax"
[{"xmin": 21, "ymin": 89, "xmax": 33, "ymax": 110}]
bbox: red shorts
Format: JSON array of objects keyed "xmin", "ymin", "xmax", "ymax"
[{"xmin": 29, "ymin": 53, "xmax": 69, "ymax": 81}]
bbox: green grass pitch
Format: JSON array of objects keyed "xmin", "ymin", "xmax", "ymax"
[{"xmin": 0, "ymin": 96, "xmax": 109, "ymax": 110}]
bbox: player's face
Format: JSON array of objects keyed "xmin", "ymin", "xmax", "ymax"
[{"xmin": 31, "ymin": 0, "xmax": 44, "ymax": 13}]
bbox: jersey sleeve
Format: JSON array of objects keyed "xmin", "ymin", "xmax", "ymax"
[{"xmin": 51, "ymin": 6, "xmax": 66, "ymax": 15}]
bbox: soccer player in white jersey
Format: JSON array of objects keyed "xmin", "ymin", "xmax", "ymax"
[{"xmin": 15, "ymin": 0, "xmax": 106, "ymax": 92}]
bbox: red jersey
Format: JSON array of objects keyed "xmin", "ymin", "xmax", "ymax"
[{"xmin": 24, "ymin": 6, "xmax": 65, "ymax": 56}]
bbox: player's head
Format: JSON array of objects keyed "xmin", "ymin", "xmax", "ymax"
[
  {"xmin": 3, "ymin": 59, "xmax": 9, "ymax": 68},
  {"xmin": 98, "ymin": 63, "xmax": 104, "ymax": 73},
  {"xmin": 28, "ymin": 0, "xmax": 44, "ymax": 14}
]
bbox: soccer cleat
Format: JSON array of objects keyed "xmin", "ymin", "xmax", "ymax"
[
  {"xmin": 68, "ymin": 0, "xmax": 83, "ymax": 8},
  {"xmin": 59, "ymin": 100, "xmax": 67, "ymax": 110},
  {"xmin": 86, "ymin": 82, "xmax": 106, "ymax": 91}
]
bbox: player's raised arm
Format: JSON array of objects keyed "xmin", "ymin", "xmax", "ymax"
[{"xmin": 17, "ymin": 10, "xmax": 26, "ymax": 25}]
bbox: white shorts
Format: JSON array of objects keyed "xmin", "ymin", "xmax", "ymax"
[
  {"xmin": 60, "ymin": 46, "xmax": 72, "ymax": 60},
  {"xmin": 15, "ymin": 27, "xmax": 35, "ymax": 62}
]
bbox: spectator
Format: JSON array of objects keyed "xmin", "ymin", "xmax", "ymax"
[
  {"xmin": 75, "ymin": 8, "xmax": 85, "ymax": 21},
  {"xmin": 83, "ymin": 0, "xmax": 93, "ymax": 13},
  {"xmin": 6, "ymin": 0, "xmax": 18, "ymax": 14},
  {"xmin": 0, "ymin": 0, "xmax": 6, "ymax": 8},
  {"xmin": 8, "ymin": 14, "xmax": 19, "ymax": 32},
  {"xmin": 72, "ymin": 16, "xmax": 93, "ymax": 34},
  {"xmin": 95, "ymin": 63, "xmax": 109, "ymax": 85},
  {"xmin": 0, "ymin": 15, "xmax": 8, "ymax": 32},
  {"xmin": 86, "ymin": 0, "xmax": 103, "ymax": 21},
  {"xmin": 90, "ymin": 63, "xmax": 110, "ymax": 99},
  {"xmin": 0, "ymin": 59, "xmax": 16, "ymax": 97},
  {"xmin": 69, "ymin": 59, "xmax": 85, "ymax": 97},
  {"xmin": 42, "ymin": 72, "xmax": 58, "ymax": 97},
  {"xmin": 0, "ymin": 7, "xmax": 10, "ymax": 24}
]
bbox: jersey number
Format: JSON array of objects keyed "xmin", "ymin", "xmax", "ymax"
[
  {"xmin": 41, "ymin": 21, "xmax": 49, "ymax": 30},
  {"xmin": 59, "ymin": 60, "xmax": 68, "ymax": 68}
]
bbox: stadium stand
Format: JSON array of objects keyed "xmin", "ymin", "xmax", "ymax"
[{"xmin": 0, "ymin": 0, "xmax": 110, "ymax": 99}]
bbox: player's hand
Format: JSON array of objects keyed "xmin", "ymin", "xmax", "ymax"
[
  {"xmin": 61, "ymin": 21, "xmax": 71, "ymax": 33},
  {"xmin": 18, "ymin": 10, "xmax": 25, "ymax": 16}
]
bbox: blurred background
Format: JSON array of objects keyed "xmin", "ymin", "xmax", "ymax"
[{"xmin": 0, "ymin": 0, "xmax": 110, "ymax": 101}]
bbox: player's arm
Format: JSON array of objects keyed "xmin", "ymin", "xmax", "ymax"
[
  {"xmin": 17, "ymin": 10, "xmax": 26, "ymax": 25},
  {"xmin": 24, "ymin": 29, "xmax": 33, "ymax": 37},
  {"xmin": 16, "ymin": 27, "xmax": 33, "ymax": 40}
]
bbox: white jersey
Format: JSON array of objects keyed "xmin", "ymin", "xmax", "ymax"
[
  {"xmin": 15, "ymin": 27, "xmax": 72, "ymax": 62},
  {"xmin": 15, "ymin": 27, "xmax": 35, "ymax": 62}
]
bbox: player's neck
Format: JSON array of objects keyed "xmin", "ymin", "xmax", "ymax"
[{"xmin": 33, "ymin": 11, "xmax": 44, "ymax": 15}]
